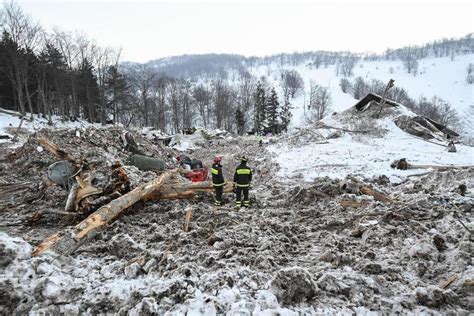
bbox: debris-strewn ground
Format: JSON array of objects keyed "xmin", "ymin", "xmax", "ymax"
[{"xmin": 0, "ymin": 120, "xmax": 473, "ymax": 315}]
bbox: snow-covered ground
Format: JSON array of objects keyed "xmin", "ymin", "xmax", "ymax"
[
  {"xmin": 249, "ymin": 54, "xmax": 474, "ymax": 132},
  {"xmin": 269, "ymin": 115, "xmax": 474, "ymax": 183},
  {"xmin": 0, "ymin": 112, "xmax": 102, "ymax": 146},
  {"xmin": 0, "ymin": 53, "xmax": 473, "ymax": 315}
]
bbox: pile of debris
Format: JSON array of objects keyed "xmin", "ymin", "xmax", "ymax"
[{"xmin": 0, "ymin": 125, "xmax": 473, "ymax": 315}]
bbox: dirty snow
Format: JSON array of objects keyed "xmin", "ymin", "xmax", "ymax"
[
  {"xmin": 0, "ymin": 53, "xmax": 473, "ymax": 314},
  {"xmin": 269, "ymin": 114, "xmax": 474, "ymax": 183}
]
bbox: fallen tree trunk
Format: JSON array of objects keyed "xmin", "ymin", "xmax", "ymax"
[
  {"xmin": 340, "ymin": 200, "xmax": 369, "ymax": 209},
  {"xmin": 359, "ymin": 186, "xmax": 392, "ymax": 203},
  {"xmin": 0, "ymin": 107, "xmax": 32, "ymax": 121},
  {"xmin": 32, "ymin": 170, "xmax": 175, "ymax": 256},
  {"xmin": 145, "ymin": 181, "xmax": 234, "ymax": 200},
  {"xmin": 391, "ymin": 159, "xmax": 473, "ymax": 171}
]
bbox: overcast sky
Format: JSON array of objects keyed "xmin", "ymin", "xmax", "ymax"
[{"xmin": 16, "ymin": 0, "xmax": 474, "ymax": 63}]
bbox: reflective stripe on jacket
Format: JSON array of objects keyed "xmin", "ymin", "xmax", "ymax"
[
  {"xmin": 211, "ymin": 163, "xmax": 225, "ymax": 186},
  {"xmin": 233, "ymin": 163, "xmax": 252, "ymax": 187}
]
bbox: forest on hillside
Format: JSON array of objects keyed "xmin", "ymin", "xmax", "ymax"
[{"xmin": 0, "ymin": 1, "xmax": 473, "ymax": 135}]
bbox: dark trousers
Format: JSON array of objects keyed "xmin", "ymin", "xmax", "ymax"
[
  {"xmin": 235, "ymin": 187, "xmax": 249, "ymax": 207},
  {"xmin": 214, "ymin": 186, "xmax": 223, "ymax": 205}
]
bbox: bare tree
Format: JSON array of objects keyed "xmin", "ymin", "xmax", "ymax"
[
  {"xmin": 237, "ymin": 68, "xmax": 255, "ymax": 112},
  {"xmin": 352, "ymin": 76, "xmax": 369, "ymax": 100},
  {"xmin": 167, "ymin": 78, "xmax": 181, "ymax": 133},
  {"xmin": 129, "ymin": 63, "xmax": 156, "ymax": 126},
  {"xmin": 52, "ymin": 28, "xmax": 79, "ymax": 118},
  {"xmin": 401, "ymin": 47, "xmax": 419, "ymax": 76},
  {"xmin": 150, "ymin": 74, "xmax": 168, "ymax": 132},
  {"xmin": 280, "ymin": 69, "xmax": 304, "ymax": 98},
  {"xmin": 466, "ymin": 63, "xmax": 473, "ymax": 84},
  {"xmin": 213, "ymin": 79, "xmax": 231, "ymax": 129},
  {"xmin": 181, "ymin": 79, "xmax": 193, "ymax": 129},
  {"xmin": 193, "ymin": 84, "xmax": 211, "ymax": 128},
  {"xmin": 93, "ymin": 46, "xmax": 120, "ymax": 124},
  {"xmin": 339, "ymin": 78, "xmax": 351, "ymax": 93},
  {"xmin": 308, "ymin": 81, "xmax": 331, "ymax": 122},
  {"xmin": 416, "ymin": 96, "xmax": 459, "ymax": 126},
  {"xmin": 340, "ymin": 57, "xmax": 357, "ymax": 77}
]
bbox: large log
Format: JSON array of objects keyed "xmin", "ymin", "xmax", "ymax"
[
  {"xmin": 391, "ymin": 158, "xmax": 473, "ymax": 171},
  {"xmin": 0, "ymin": 107, "xmax": 32, "ymax": 121},
  {"xmin": 32, "ymin": 170, "xmax": 175, "ymax": 256},
  {"xmin": 359, "ymin": 186, "xmax": 392, "ymax": 203},
  {"xmin": 145, "ymin": 181, "xmax": 234, "ymax": 200}
]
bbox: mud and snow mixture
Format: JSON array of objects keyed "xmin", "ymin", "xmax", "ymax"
[{"xmin": 0, "ymin": 109, "xmax": 473, "ymax": 315}]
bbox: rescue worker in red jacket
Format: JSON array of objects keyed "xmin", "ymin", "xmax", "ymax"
[
  {"xmin": 233, "ymin": 156, "xmax": 252, "ymax": 208},
  {"xmin": 211, "ymin": 156, "xmax": 225, "ymax": 206}
]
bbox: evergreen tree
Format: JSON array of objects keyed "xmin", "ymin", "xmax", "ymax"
[
  {"xmin": 279, "ymin": 93, "xmax": 292, "ymax": 133},
  {"xmin": 254, "ymin": 81, "xmax": 266, "ymax": 134},
  {"xmin": 266, "ymin": 87, "xmax": 280, "ymax": 134},
  {"xmin": 105, "ymin": 65, "xmax": 129, "ymax": 124},
  {"xmin": 235, "ymin": 107, "xmax": 245, "ymax": 135},
  {"xmin": 77, "ymin": 58, "xmax": 100, "ymax": 122}
]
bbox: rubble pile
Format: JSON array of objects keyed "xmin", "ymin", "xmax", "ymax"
[
  {"xmin": 0, "ymin": 127, "xmax": 473, "ymax": 315},
  {"xmin": 0, "ymin": 127, "xmax": 177, "ymax": 231}
]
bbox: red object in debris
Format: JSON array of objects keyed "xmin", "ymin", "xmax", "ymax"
[{"xmin": 185, "ymin": 167, "xmax": 209, "ymax": 182}]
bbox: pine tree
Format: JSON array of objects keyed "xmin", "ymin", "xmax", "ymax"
[
  {"xmin": 279, "ymin": 93, "xmax": 292, "ymax": 133},
  {"xmin": 77, "ymin": 58, "xmax": 100, "ymax": 122},
  {"xmin": 254, "ymin": 81, "xmax": 266, "ymax": 134},
  {"xmin": 235, "ymin": 107, "xmax": 245, "ymax": 135},
  {"xmin": 105, "ymin": 65, "xmax": 129, "ymax": 124},
  {"xmin": 266, "ymin": 87, "xmax": 280, "ymax": 134}
]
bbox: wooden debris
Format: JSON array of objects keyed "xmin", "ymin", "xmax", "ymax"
[
  {"xmin": 37, "ymin": 137, "xmax": 77, "ymax": 163},
  {"xmin": 145, "ymin": 181, "xmax": 233, "ymax": 201},
  {"xmin": 340, "ymin": 200, "xmax": 368, "ymax": 209},
  {"xmin": 0, "ymin": 108, "xmax": 32, "ymax": 121},
  {"xmin": 75, "ymin": 175, "xmax": 103, "ymax": 209},
  {"xmin": 65, "ymin": 183, "xmax": 79, "ymax": 212},
  {"xmin": 391, "ymin": 158, "xmax": 473, "ymax": 171},
  {"xmin": 374, "ymin": 79, "xmax": 395, "ymax": 118},
  {"xmin": 439, "ymin": 273, "xmax": 459, "ymax": 289},
  {"xmin": 183, "ymin": 207, "xmax": 193, "ymax": 232},
  {"xmin": 32, "ymin": 170, "xmax": 175, "ymax": 256},
  {"xmin": 11, "ymin": 116, "xmax": 25, "ymax": 143},
  {"xmin": 359, "ymin": 186, "xmax": 392, "ymax": 203},
  {"xmin": 315, "ymin": 122, "xmax": 374, "ymax": 134}
]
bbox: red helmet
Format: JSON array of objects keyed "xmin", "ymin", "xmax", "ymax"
[{"xmin": 214, "ymin": 156, "xmax": 222, "ymax": 163}]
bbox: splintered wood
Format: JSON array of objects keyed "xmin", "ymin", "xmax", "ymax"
[
  {"xmin": 359, "ymin": 186, "xmax": 392, "ymax": 203},
  {"xmin": 37, "ymin": 137, "xmax": 77, "ymax": 163},
  {"xmin": 183, "ymin": 207, "xmax": 193, "ymax": 232},
  {"xmin": 32, "ymin": 171, "xmax": 174, "ymax": 256},
  {"xmin": 439, "ymin": 274, "xmax": 459, "ymax": 289}
]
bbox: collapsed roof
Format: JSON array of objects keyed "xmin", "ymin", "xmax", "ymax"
[{"xmin": 354, "ymin": 93, "xmax": 459, "ymax": 139}]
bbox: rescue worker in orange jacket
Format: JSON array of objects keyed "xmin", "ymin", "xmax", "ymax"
[
  {"xmin": 233, "ymin": 156, "xmax": 252, "ymax": 207},
  {"xmin": 211, "ymin": 156, "xmax": 225, "ymax": 206}
]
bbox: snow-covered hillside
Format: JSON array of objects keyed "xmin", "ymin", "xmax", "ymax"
[{"xmin": 249, "ymin": 54, "xmax": 474, "ymax": 133}]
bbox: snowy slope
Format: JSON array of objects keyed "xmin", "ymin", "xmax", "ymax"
[
  {"xmin": 248, "ymin": 54, "xmax": 474, "ymax": 131},
  {"xmin": 0, "ymin": 112, "xmax": 103, "ymax": 146},
  {"xmin": 268, "ymin": 105, "xmax": 474, "ymax": 183}
]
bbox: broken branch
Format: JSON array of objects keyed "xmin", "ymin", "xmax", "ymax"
[{"xmin": 32, "ymin": 170, "xmax": 176, "ymax": 256}]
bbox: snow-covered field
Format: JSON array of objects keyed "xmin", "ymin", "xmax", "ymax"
[
  {"xmin": 249, "ymin": 54, "xmax": 474, "ymax": 132},
  {"xmin": 269, "ymin": 115, "xmax": 474, "ymax": 183},
  {"xmin": 0, "ymin": 112, "xmax": 102, "ymax": 146}
]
